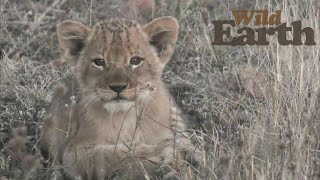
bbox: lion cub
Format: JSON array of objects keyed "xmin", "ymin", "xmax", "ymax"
[{"xmin": 41, "ymin": 17, "xmax": 198, "ymax": 179}]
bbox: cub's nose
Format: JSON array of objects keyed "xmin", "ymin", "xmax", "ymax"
[{"xmin": 108, "ymin": 83, "xmax": 128, "ymax": 93}]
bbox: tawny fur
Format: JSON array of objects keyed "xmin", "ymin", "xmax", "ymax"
[{"xmin": 40, "ymin": 17, "xmax": 198, "ymax": 179}]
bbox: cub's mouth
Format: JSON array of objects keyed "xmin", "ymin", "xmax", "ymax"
[
  {"xmin": 96, "ymin": 86, "xmax": 130, "ymax": 100},
  {"xmin": 99, "ymin": 82, "xmax": 156, "ymax": 112},
  {"xmin": 100, "ymin": 94, "xmax": 134, "ymax": 103},
  {"xmin": 112, "ymin": 94, "xmax": 126, "ymax": 101},
  {"xmin": 98, "ymin": 82, "xmax": 155, "ymax": 104},
  {"xmin": 102, "ymin": 94, "xmax": 135, "ymax": 112}
]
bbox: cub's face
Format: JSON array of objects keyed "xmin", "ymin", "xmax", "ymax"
[{"xmin": 57, "ymin": 17, "xmax": 179, "ymax": 112}]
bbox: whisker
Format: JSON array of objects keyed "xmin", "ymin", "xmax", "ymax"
[
  {"xmin": 98, "ymin": 92, "xmax": 115, "ymax": 95},
  {"xmin": 76, "ymin": 88, "xmax": 95, "ymax": 94},
  {"xmin": 81, "ymin": 93, "xmax": 99, "ymax": 109},
  {"xmin": 85, "ymin": 96, "xmax": 98, "ymax": 109}
]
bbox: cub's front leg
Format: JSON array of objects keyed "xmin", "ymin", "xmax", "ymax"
[
  {"xmin": 62, "ymin": 143, "xmax": 165, "ymax": 179},
  {"xmin": 160, "ymin": 106, "xmax": 201, "ymax": 179}
]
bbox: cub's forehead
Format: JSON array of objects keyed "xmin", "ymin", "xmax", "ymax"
[
  {"xmin": 88, "ymin": 19, "xmax": 147, "ymax": 44},
  {"xmin": 95, "ymin": 18, "xmax": 140, "ymax": 31}
]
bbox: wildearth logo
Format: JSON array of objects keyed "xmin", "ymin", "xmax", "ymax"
[{"xmin": 212, "ymin": 10, "xmax": 316, "ymax": 46}]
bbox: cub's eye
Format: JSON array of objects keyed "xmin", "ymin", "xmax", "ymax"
[
  {"xmin": 130, "ymin": 57, "xmax": 143, "ymax": 66},
  {"xmin": 92, "ymin": 59, "xmax": 105, "ymax": 66}
]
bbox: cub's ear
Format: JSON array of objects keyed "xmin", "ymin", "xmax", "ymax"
[
  {"xmin": 57, "ymin": 20, "xmax": 91, "ymax": 65},
  {"xmin": 144, "ymin": 16, "xmax": 179, "ymax": 65}
]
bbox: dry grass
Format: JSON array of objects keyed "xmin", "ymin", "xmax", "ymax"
[{"xmin": 1, "ymin": 0, "xmax": 320, "ymax": 179}]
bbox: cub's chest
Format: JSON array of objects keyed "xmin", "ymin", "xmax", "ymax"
[
  {"xmin": 97, "ymin": 112, "xmax": 143, "ymax": 143},
  {"xmin": 79, "ymin": 110, "xmax": 171, "ymax": 145}
]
